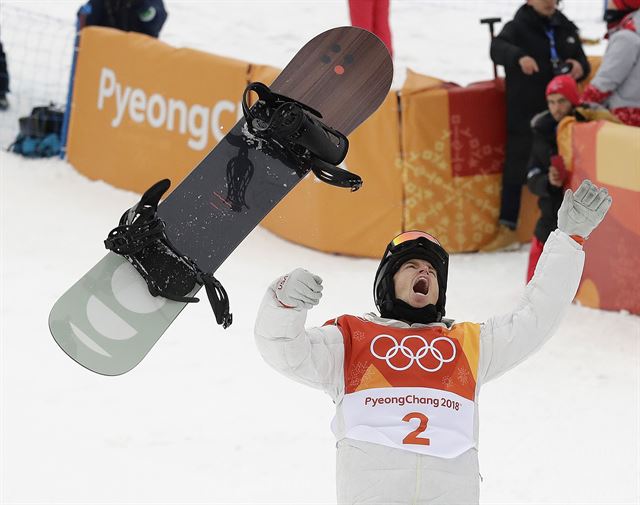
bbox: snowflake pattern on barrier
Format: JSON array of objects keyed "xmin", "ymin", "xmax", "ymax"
[
  {"xmin": 400, "ymin": 126, "xmax": 502, "ymax": 252},
  {"xmin": 450, "ymin": 113, "xmax": 504, "ymax": 177}
]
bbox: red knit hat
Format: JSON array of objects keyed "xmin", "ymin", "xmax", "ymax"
[{"xmin": 546, "ymin": 75, "xmax": 579, "ymax": 106}]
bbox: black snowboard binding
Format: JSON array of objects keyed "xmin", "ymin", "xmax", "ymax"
[
  {"xmin": 241, "ymin": 82, "xmax": 363, "ymax": 191},
  {"xmin": 104, "ymin": 179, "xmax": 232, "ymax": 328}
]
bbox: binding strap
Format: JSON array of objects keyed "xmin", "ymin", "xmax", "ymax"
[
  {"xmin": 242, "ymin": 82, "xmax": 323, "ymax": 135},
  {"xmin": 104, "ymin": 179, "xmax": 232, "ymax": 328},
  {"xmin": 242, "ymin": 82, "xmax": 362, "ymax": 191},
  {"xmin": 306, "ymin": 157, "xmax": 363, "ymax": 191}
]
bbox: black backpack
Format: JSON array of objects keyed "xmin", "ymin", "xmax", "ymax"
[{"xmin": 9, "ymin": 104, "xmax": 65, "ymax": 157}]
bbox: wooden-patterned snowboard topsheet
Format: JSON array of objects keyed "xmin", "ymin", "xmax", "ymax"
[{"xmin": 271, "ymin": 27, "xmax": 393, "ymax": 134}]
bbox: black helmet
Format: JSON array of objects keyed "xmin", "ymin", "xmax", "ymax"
[{"xmin": 373, "ymin": 230, "xmax": 449, "ymax": 323}]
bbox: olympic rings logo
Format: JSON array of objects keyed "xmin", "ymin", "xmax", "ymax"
[{"xmin": 370, "ymin": 334, "xmax": 457, "ymax": 372}]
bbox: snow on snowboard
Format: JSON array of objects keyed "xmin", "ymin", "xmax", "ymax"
[{"xmin": 49, "ymin": 26, "xmax": 393, "ymax": 375}]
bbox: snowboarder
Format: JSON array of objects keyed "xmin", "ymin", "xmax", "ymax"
[{"xmin": 254, "ymin": 178, "xmax": 612, "ymax": 504}]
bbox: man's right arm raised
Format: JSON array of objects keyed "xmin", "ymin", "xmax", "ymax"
[{"xmin": 254, "ymin": 269, "xmax": 344, "ymax": 400}]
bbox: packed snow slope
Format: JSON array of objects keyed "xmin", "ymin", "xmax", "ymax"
[{"xmin": 1, "ymin": 1, "xmax": 638, "ymax": 504}]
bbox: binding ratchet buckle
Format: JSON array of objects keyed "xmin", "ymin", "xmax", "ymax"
[{"xmin": 241, "ymin": 82, "xmax": 363, "ymax": 191}]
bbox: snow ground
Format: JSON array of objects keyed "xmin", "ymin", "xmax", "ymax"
[{"xmin": 1, "ymin": 1, "xmax": 638, "ymax": 504}]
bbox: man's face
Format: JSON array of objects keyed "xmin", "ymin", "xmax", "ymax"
[
  {"xmin": 547, "ymin": 93, "xmax": 573, "ymax": 121},
  {"xmin": 392, "ymin": 258, "xmax": 439, "ymax": 309},
  {"xmin": 527, "ymin": 0, "xmax": 558, "ymax": 17}
]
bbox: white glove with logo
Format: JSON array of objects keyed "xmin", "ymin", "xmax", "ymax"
[
  {"xmin": 557, "ymin": 179, "xmax": 612, "ymax": 239},
  {"xmin": 272, "ymin": 268, "xmax": 323, "ymax": 310}
]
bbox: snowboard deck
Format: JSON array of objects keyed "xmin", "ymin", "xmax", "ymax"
[{"xmin": 49, "ymin": 26, "xmax": 393, "ymax": 375}]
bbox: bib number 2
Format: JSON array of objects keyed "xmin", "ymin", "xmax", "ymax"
[{"xmin": 402, "ymin": 412, "xmax": 430, "ymax": 446}]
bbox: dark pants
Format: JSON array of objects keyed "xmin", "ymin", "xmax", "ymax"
[
  {"xmin": 0, "ymin": 41, "xmax": 9, "ymax": 94},
  {"xmin": 499, "ymin": 130, "xmax": 533, "ymax": 228}
]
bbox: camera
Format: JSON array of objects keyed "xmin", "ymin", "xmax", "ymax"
[{"xmin": 552, "ymin": 59, "xmax": 573, "ymax": 76}]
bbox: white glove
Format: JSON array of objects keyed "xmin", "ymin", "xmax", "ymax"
[
  {"xmin": 557, "ymin": 179, "xmax": 612, "ymax": 238},
  {"xmin": 272, "ymin": 268, "xmax": 323, "ymax": 310}
]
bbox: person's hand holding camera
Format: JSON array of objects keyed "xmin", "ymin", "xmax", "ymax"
[{"xmin": 565, "ymin": 58, "xmax": 584, "ymax": 80}]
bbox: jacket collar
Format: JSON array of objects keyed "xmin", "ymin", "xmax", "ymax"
[
  {"xmin": 363, "ymin": 312, "xmax": 454, "ymax": 329},
  {"xmin": 531, "ymin": 109, "xmax": 560, "ymax": 133}
]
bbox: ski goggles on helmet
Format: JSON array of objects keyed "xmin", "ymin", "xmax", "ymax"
[
  {"xmin": 385, "ymin": 230, "xmax": 442, "ymax": 256},
  {"xmin": 382, "ymin": 229, "xmax": 448, "ymax": 275}
]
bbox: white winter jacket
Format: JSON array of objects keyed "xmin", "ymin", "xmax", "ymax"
[{"xmin": 254, "ymin": 230, "xmax": 585, "ymax": 505}]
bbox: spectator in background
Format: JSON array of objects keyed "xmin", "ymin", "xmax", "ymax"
[
  {"xmin": 0, "ymin": 40, "xmax": 9, "ymax": 110},
  {"xmin": 78, "ymin": 0, "xmax": 168, "ymax": 38},
  {"xmin": 348, "ymin": 0, "xmax": 393, "ymax": 57},
  {"xmin": 526, "ymin": 75, "xmax": 578, "ymax": 282},
  {"xmin": 580, "ymin": 0, "xmax": 640, "ymax": 127},
  {"xmin": 484, "ymin": 0, "xmax": 590, "ymax": 251}
]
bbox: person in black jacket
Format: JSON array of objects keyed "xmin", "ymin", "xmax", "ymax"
[
  {"xmin": 525, "ymin": 74, "xmax": 578, "ymax": 281},
  {"xmin": 78, "ymin": 0, "xmax": 168, "ymax": 38},
  {"xmin": 483, "ymin": 0, "xmax": 590, "ymax": 251}
]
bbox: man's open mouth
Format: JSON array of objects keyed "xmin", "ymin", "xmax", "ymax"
[{"xmin": 413, "ymin": 278, "xmax": 429, "ymax": 295}]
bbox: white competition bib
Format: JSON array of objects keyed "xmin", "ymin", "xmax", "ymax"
[{"xmin": 329, "ymin": 316, "xmax": 481, "ymax": 458}]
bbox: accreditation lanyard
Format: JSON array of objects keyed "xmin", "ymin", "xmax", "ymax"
[{"xmin": 544, "ymin": 26, "xmax": 561, "ymax": 65}]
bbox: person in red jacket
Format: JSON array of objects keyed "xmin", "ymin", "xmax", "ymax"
[{"xmin": 348, "ymin": 0, "xmax": 393, "ymax": 57}]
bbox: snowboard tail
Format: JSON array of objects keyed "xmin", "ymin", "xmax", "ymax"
[{"xmin": 50, "ymin": 253, "xmax": 190, "ymax": 375}]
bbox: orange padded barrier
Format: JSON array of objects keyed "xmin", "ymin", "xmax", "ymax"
[
  {"xmin": 400, "ymin": 75, "xmax": 507, "ymax": 252},
  {"xmin": 579, "ymin": 55, "xmax": 602, "ymax": 91},
  {"xmin": 558, "ymin": 118, "xmax": 640, "ymax": 314},
  {"xmin": 67, "ymin": 27, "xmax": 249, "ymax": 194}
]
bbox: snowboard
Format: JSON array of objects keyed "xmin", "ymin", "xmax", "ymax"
[{"xmin": 49, "ymin": 26, "xmax": 393, "ymax": 375}]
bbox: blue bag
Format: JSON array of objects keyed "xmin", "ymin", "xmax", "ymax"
[{"xmin": 8, "ymin": 104, "xmax": 64, "ymax": 158}]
